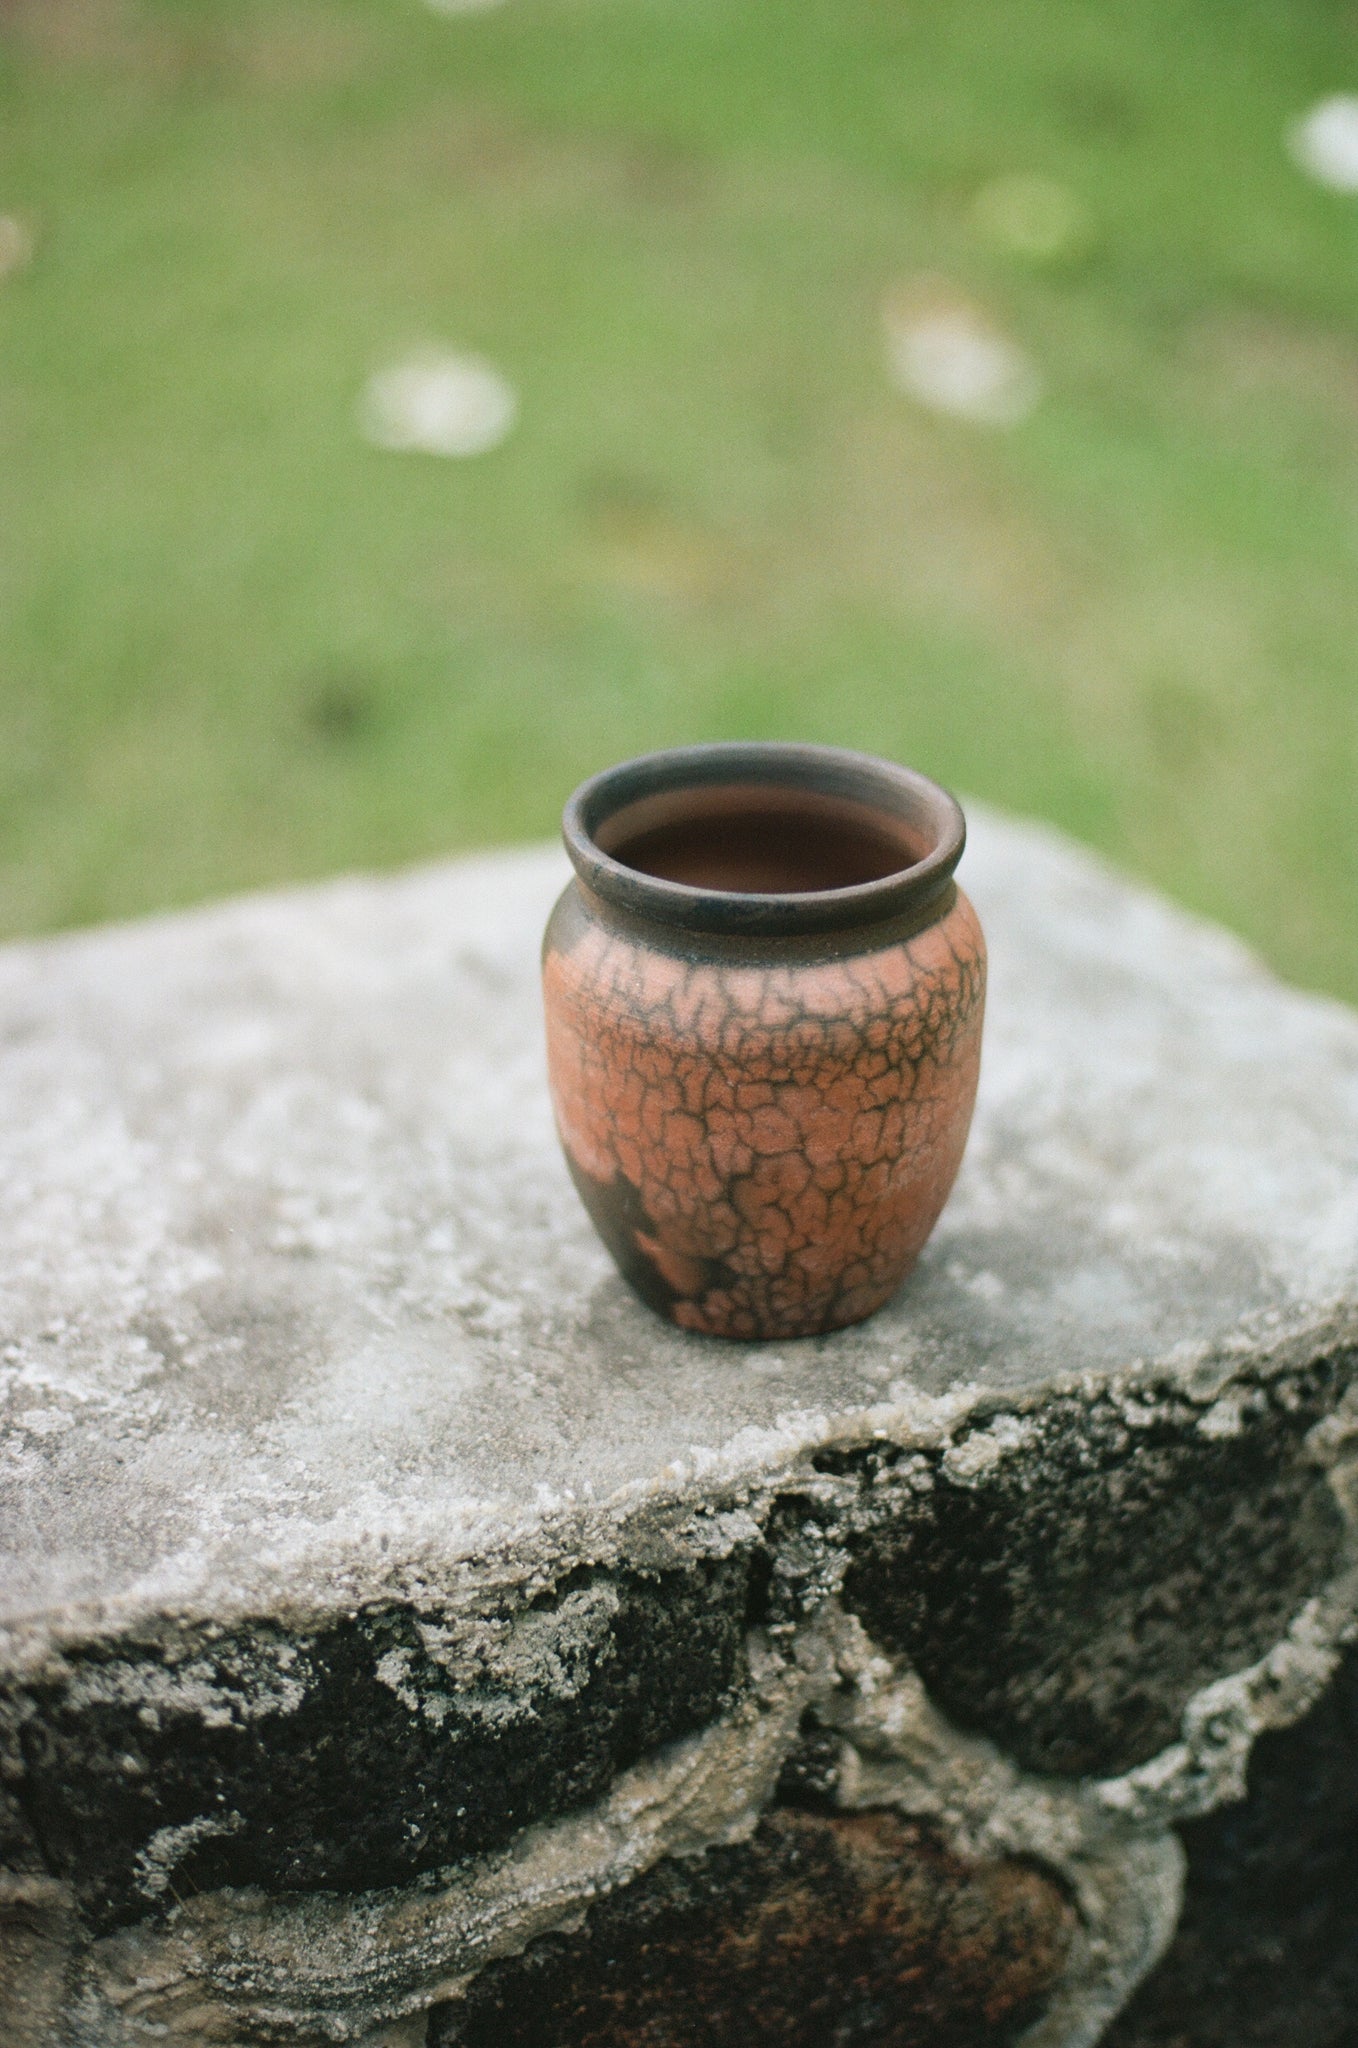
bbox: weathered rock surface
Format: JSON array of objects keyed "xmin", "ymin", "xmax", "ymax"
[
  {"xmin": 0, "ymin": 809, "xmax": 1356, "ymax": 2046},
  {"xmin": 1105, "ymin": 1639, "xmax": 1358, "ymax": 2048},
  {"xmin": 426, "ymin": 1806, "xmax": 1076, "ymax": 2047}
]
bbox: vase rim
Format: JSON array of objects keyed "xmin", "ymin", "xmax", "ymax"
[{"xmin": 562, "ymin": 742, "xmax": 966, "ymax": 937}]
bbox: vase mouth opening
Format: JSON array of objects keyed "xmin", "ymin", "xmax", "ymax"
[{"xmin": 563, "ymin": 743, "xmax": 966, "ymax": 936}]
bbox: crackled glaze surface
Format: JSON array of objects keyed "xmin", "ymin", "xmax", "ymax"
[{"xmin": 542, "ymin": 887, "xmax": 985, "ymax": 1339}]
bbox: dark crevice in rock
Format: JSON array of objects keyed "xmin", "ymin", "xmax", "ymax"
[
  {"xmin": 426, "ymin": 1807, "xmax": 1076, "ymax": 2048},
  {"xmin": 1105, "ymin": 1642, "xmax": 1358, "ymax": 2048},
  {"xmin": 749, "ymin": 1489, "xmax": 851, "ymax": 1631},
  {"xmin": 839, "ymin": 1361, "xmax": 1352, "ymax": 1775},
  {"xmin": 773, "ymin": 1709, "xmax": 846, "ymax": 1811},
  {"xmin": 13, "ymin": 1555, "xmax": 755, "ymax": 1932},
  {"xmin": 0, "ymin": 1779, "xmax": 44, "ymax": 1875},
  {"xmin": 10, "ymin": 1716, "xmax": 63, "ymax": 1886}
]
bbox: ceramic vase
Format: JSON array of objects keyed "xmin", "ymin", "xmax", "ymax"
[{"xmin": 542, "ymin": 743, "xmax": 986, "ymax": 1340}]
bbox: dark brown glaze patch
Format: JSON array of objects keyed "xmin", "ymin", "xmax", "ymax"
[
  {"xmin": 428, "ymin": 1807, "xmax": 1075, "ymax": 2048},
  {"xmin": 543, "ymin": 892, "xmax": 985, "ymax": 1339}
]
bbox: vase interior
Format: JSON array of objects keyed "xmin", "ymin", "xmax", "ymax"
[{"xmin": 597, "ymin": 782, "xmax": 926, "ymax": 897}]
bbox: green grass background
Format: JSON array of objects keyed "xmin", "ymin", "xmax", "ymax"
[{"xmin": 2, "ymin": 0, "xmax": 1356, "ymax": 998}]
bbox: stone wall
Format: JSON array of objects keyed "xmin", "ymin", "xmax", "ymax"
[{"xmin": 1, "ymin": 811, "xmax": 1355, "ymax": 2045}]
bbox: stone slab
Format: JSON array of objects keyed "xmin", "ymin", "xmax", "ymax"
[
  {"xmin": 1, "ymin": 810, "xmax": 1357, "ymax": 2048},
  {"xmin": 0, "ymin": 809, "xmax": 1355, "ymax": 1642}
]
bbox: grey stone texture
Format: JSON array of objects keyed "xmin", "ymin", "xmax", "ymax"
[
  {"xmin": 1104, "ymin": 1638, "xmax": 1358, "ymax": 2048},
  {"xmin": 0, "ymin": 809, "xmax": 1356, "ymax": 2046}
]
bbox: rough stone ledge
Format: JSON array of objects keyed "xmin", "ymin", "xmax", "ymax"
[
  {"xmin": 8, "ymin": 1408, "xmax": 1354, "ymax": 2048},
  {"xmin": 1104, "ymin": 1637, "xmax": 1358, "ymax": 2048},
  {"xmin": 2, "ymin": 810, "xmax": 1357, "ymax": 2045}
]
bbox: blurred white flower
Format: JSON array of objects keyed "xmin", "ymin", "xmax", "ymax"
[
  {"xmin": 883, "ymin": 286, "xmax": 1041, "ymax": 427},
  {"xmin": 0, "ymin": 215, "xmax": 34, "ymax": 281},
  {"xmin": 360, "ymin": 351, "xmax": 518, "ymax": 458},
  {"xmin": 972, "ymin": 173, "xmax": 1090, "ymax": 265},
  {"xmin": 1288, "ymin": 95, "xmax": 1358, "ymax": 192}
]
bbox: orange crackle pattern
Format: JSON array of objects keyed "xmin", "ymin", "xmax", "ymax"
[{"xmin": 543, "ymin": 892, "xmax": 985, "ymax": 1340}]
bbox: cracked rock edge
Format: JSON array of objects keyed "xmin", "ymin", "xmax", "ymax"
[
  {"xmin": 1101, "ymin": 1634, "xmax": 1358, "ymax": 2048},
  {"xmin": 2, "ymin": 1324, "xmax": 1356, "ymax": 2046}
]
